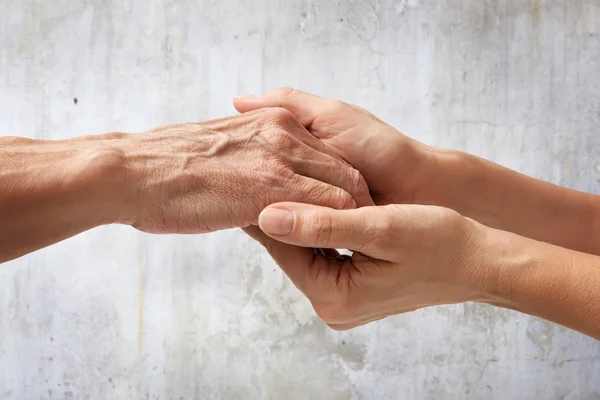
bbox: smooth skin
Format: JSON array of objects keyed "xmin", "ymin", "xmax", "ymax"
[
  {"xmin": 0, "ymin": 107, "xmax": 372, "ymax": 264},
  {"xmin": 235, "ymin": 88, "xmax": 600, "ymax": 339}
]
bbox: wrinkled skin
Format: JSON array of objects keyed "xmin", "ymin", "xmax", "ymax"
[
  {"xmin": 234, "ymin": 88, "xmax": 436, "ymax": 205},
  {"xmin": 123, "ymin": 107, "xmax": 373, "ymax": 234}
]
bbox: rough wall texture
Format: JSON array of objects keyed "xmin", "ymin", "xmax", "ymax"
[{"xmin": 1, "ymin": 0, "xmax": 599, "ymax": 399}]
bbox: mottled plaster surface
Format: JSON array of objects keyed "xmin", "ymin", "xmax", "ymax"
[{"xmin": 1, "ymin": 1, "xmax": 599, "ymax": 399}]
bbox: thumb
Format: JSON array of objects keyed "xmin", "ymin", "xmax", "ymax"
[
  {"xmin": 234, "ymin": 87, "xmax": 336, "ymax": 128},
  {"xmin": 258, "ymin": 202, "xmax": 385, "ymax": 255}
]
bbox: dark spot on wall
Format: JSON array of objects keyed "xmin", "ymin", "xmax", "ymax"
[{"xmin": 73, "ymin": 98, "xmax": 78, "ymax": 105}]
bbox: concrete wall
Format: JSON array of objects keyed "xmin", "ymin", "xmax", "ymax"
[{"xmin": 1, "ymin": 0, "xmax": 599, "ymax": 399}]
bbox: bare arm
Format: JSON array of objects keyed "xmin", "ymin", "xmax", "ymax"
[
  {"xmin": 418, "ymin": 150, "xmax": 600, "ymax": 256},
  {"xmin": 0, "ymin": 109, "xmax": 371, "ymax": 264},
  {"xmin": 247, "ymin": 202, "xmax": 600, "ymax": 339},
  {"xmin": 481, "ymin": 226, "xmax": 600, "ymax": 339},
  {"xmin": 0, "ymin": 136, "xmax": 128, "ymax": 263}
]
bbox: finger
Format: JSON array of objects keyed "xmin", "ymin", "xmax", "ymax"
[
  {"xmin": 260, "ymin": 109, "xmax": 373, "ymax": 207},
  {"xmin": 242, "ymin": 226, "xmax": 338, "ymax": 300},
  {"xmin": 258, "ymin": 202, "xmax": 393, "ymax": 257},
  {"xmin": 234, "ymin": 87, "xmax": 337, "ymax": 129},
  {"xmin": 274, "ymin": 110, "xmax": 342, "ymax": 158},
  {"xmin": 289, "ymin": 178, "xmax": 358, "ymax": 211},
  {"xmin": 291, "ymin": 151, "xmax": 374, "ymax": 208}
]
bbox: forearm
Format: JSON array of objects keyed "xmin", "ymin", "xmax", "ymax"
[
  {"xmin": 0, "ymin": 135, "xmax": 130, "ymax": 263},
  {"xmin": 419, "ymin": 149, "xmax": 600, "ymax": 255},
  {"xmin": 478, "ymin": 227, "xmax": 600, "ymax": 339}
]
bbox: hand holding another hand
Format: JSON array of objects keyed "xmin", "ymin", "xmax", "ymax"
[
  {"xmin": 235, "ymin": 88, "xmax": 436, "ymax": 205},
  {"xmin": 245, "ymin": 203, "xmax": 494, "ymax": 330}
]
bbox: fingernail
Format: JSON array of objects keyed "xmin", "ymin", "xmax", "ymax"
[
  {"xmin": 259, "ymin": 208, "xmax": 294, "ymax": 235},
  {"xmin": 234, "ymin": 94, "xmax": 256, "ymax": 100}
]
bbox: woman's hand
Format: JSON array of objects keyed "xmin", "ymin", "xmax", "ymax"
[
  {"xmin": 247, "ymin": 202, "xmax": 600, "ymax": 338},
  {"xmin": 245, "ymin": 202, "xmax": 488, "ymax": 330},
  {"xmin": 234, "ymin": 88, "xmax": 435, "ymax": 205},
  {"xmin": 235, "ymin": 88, "xmax": 600, "ymax": 255}
]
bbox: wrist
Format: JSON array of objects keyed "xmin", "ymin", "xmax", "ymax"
[
  {"xmin": 64, "ymin": 133, "xmax": 137, "ymax": 226},
  {"xmin": 465, "ymin": 222, "xmax": 545, "ymax": 309},
  {"xmin": 378, "ymin": 139, "xmax": 441, "ymax": 205},
  {"xmin": 445, "ymin": 219, "xmax": 520, "ymax": 306},
  {"xmin": 413, "ymin": 148, "xmax": 507, "ymax": 230},
  {"xmin": 412, "ymin": 148, "xmax": 469, "ymax": 208}
]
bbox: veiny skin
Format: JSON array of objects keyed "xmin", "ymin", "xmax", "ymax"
[{"xmin": 0, "ymin": 107, "xmax": 372, "ymax": 263}]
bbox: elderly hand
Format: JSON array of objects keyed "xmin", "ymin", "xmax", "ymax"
[
  {"xmin": 118, "ymin": 108, "xmax": 373, "ymax": 234},
  {"xmin": 244, "ymin": 202, "xmax": 490, "ymax": 330},
  {"xmin": 234, "ymin": 88, "xmax": 435, "ymax": 205},
  {"xmin": 0, "ymin": 107, "xmax": 373, "ymax": 263}
]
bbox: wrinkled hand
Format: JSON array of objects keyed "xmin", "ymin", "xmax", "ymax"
[
  {"xmin": 120, "ymin": 108, "xmax": 373, "ymax": 234},
  {"xmin": 234, "ymin": 88, "xmax": 435, "ymax": 205},
  {"xmin": 245, "ymin": 203, "xmax": 489, "ymax": 330}
]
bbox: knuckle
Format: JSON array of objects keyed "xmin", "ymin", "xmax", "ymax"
[
  {"xmin": 272, "ymin": 161, "xmax": 297, "ymax": 181},
  {"xmin": 374, "ymin": 212, "xmax": 396, "ymax": 235},
  {"xmin": 323, "ymin": 187, "xmax": 355, "ymax": 210},
  {"xmin": 262, "ymin": 106, "xmax": 295, "ymax": 125},
  {"xmin": 260, "ymin": 159, "xmax": 297, "ymax": 188},
  {"xmin": 273, "ymin": 86, "xmax": 296, "ymax": 99},
  {"xmin": 326, "ymin": 99, "xmax": 348, "ymax": 113},
  {"xmin": 442, "ymin": 208, "xmax": 470, "ymax": 237},
  {"xmin": 350, "ymin": 167, "xmax": 369, "ymax": 197},
  {"xmin": 360, "ymin": 210, "xmax": 396, "ymax": 249},
  {"xmin": 262, "ymin": 127, "xmax": 295, "ymax": 148},
  {"xmin": 309, "ymin": 210, "xmax": 335, "ymax": 247}
]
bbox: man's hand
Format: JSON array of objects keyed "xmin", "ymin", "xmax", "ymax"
[
  {"xmin": 244, "ymin": 202, "xmax": 485, "ymax": 330},
  {"xmin": 119, "ymin": 108, "xmax": 373, "ymax": 234},
  {"xmin": 0, "ymin": 108, "xmax": 373, "ymax": 263},
  {"xmin": 234, "ymin": 88, "xmax": 435, "ymax": 205}
]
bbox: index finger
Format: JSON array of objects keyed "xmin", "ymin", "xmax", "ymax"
[{"xmin": 234, "ymin": 88, "xmax": 332, "ymax": 128}]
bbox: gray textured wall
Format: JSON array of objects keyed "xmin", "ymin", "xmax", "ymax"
[{"xmin": 1, "ymin": 1, "xmax": 599, "ymax": 399}]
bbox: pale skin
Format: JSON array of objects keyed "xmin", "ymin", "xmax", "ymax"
[{"xmin": 235, "ymin": 88, "xmax": 600, "ymax": 340}]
